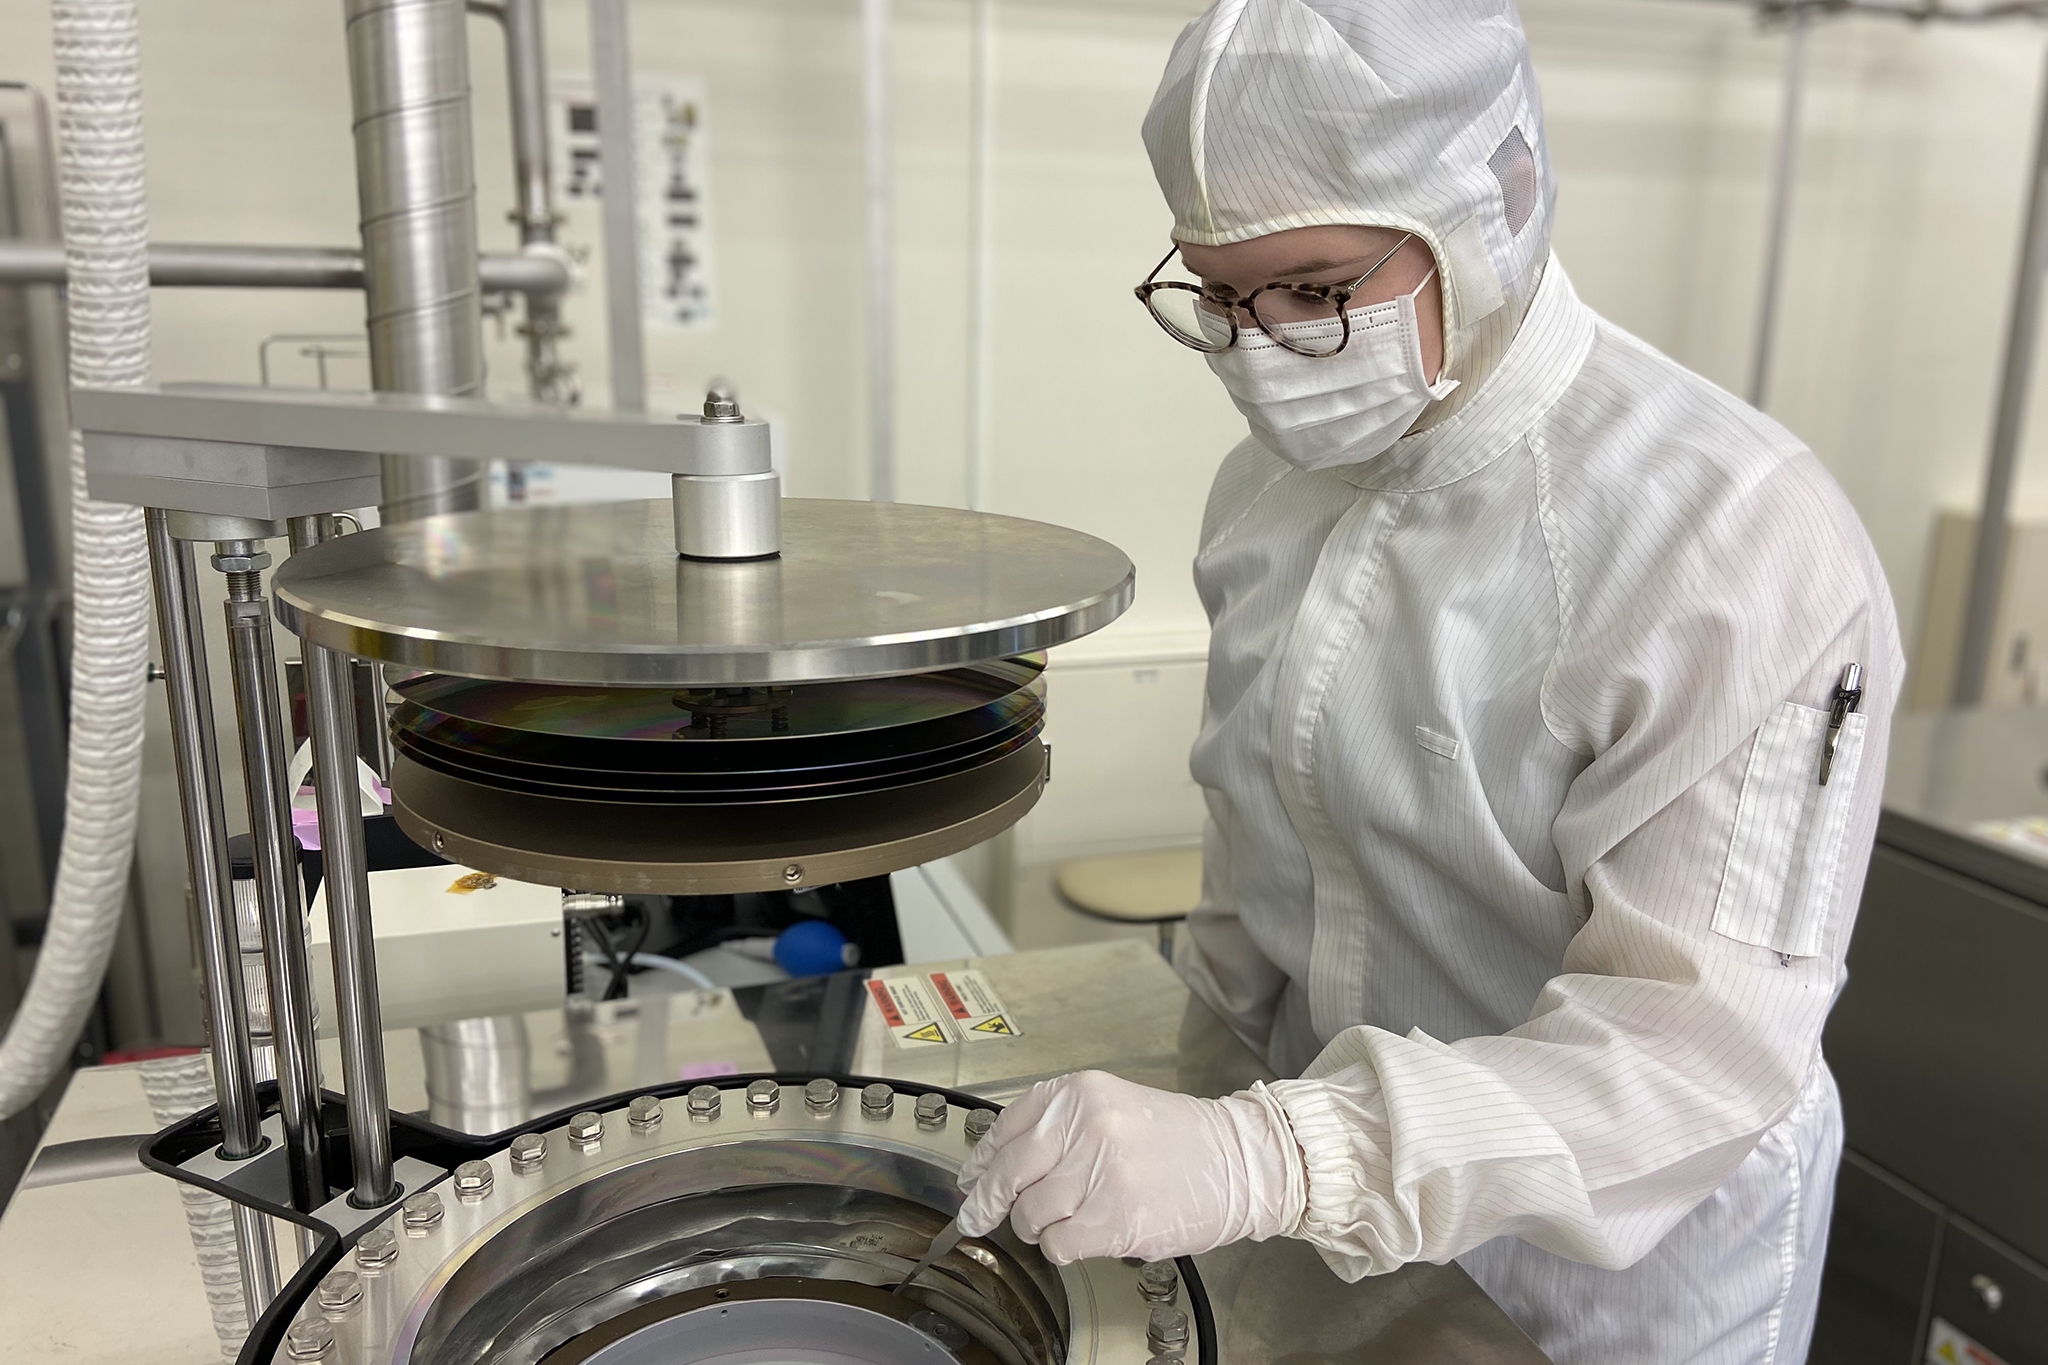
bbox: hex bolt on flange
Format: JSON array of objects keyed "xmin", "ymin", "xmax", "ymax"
[
  {"xmin": 510, "ymin": 1132, "xmax": 548, "ymax": 1171},
  {"xmin": 452, "ymin": 1159, "xmax": 495, "ymax": 1201},
  {"xmin": 568, "ymin": 1110, "xmax": 605, "ymax": 1147},
  {"xmin": 747, "ymin": 1079, "xmax": 782, "ymax": 1116},
  {"xmin": 317, "ymin": 1270, "xmax": 364, "ymax": 1315},
  {"xmin": 805, "ymin": 1079, "xmax": 840, "ymax": 1113},
  {"xmin": 861, "ymin": 1083, "xmax": 895, "ymax": 1119},
  {"xmin": 964, "ymin": 1108, "xmax": 998, "ymax": 1142},
  {"xmin": 781, "ymin": 863, "xmax": 804, "ymax": 885},
  {"xmin": 1138, "ymin": 1260, "xmax": 1180, "ymax": 1304},
  {"xmin": 284, "ymin": 1320, "xmax": 336, "ymax": 1361},
  {"xmin": 915, "ymin": 1093, "xmax": 948, "ymax": 1130},
  {"xmin": 628, "ymin": 1094, "xmax": 665, "ymax": 1130},
  {"xmin": 354, "ymin": 1227, "xmax": 398, "ymax": 1269},
  {"xmin": 687, "ymin": 1084, "xmax": 722, "ymax": 1121},
  {"xmin": 401, "ymin": 1190, "xmax": 445, "ymax": 1232},
  {"xmin": 1147, "ymin": 1305, "xmax": 1191, "ymax": 1356}
]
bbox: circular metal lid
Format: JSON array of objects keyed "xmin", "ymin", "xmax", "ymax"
[{"xmin": 272, "ymin": 499, "xmax": 1134, "ymax": 685}]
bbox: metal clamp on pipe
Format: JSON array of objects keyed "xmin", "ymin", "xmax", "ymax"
[{"xmin": 673, "ymin": 383, "xmax": 779, "ymax": 560}]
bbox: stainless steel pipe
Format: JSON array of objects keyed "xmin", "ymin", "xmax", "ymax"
[
  {"xmin": 215, "ymin": 541, "xmax": 328, "ymax": 1216},
  {"xmin": 589, "ymin": 0, "xmax": 646, "ymax": 412},
  {"xmin": 342, "ymin": 0, "xmax": 488, "ymax": 522},
  {"xmin": 287, "ymin": 514, "xmax": 396, "ymax": 1208},
  {"xmin": 0, "ymin": 238, "xmax": 566, "ymax": 293},
  {"xmin": 143, "ymin": 510, "xmax": 279, "ymax": 1313}
]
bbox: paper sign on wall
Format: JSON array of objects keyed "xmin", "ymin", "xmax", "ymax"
[
  {"xmin": 866, "ymin": 976, "xmax": 955, "ymax": 1048},
  {"xmin": 1928, "ymin": 1317, "xmax": 2012, "ymax": 1365},
  {"xmin": 551, "ymin": 74, "xmax": 716, "ymax": 333},
  {"xmin": 928, "ymin": 968, "xmax": 1022, "ymax": 1041}
]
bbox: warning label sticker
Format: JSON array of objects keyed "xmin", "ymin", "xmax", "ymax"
[
  {"xmin": 867, "ymin": 976, "xmax": 955, "ymax": 1048},
  {"xmin": 1927, "ymin": 1318, "xmax": 2012, "ymax": 1365},
  {"xmin": 928, "ymin": 968, "xmax": 1022, "ymax": 1042}
]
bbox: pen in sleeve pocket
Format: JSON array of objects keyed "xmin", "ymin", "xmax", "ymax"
[{"xmin": 1818, "ymin": 663, "xmax": 1864, "ymax": 787}]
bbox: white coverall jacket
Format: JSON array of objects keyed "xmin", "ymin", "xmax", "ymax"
[{"xmin": 1179, "ymin": 256, "xmax": 1903, "ymax": 1364}]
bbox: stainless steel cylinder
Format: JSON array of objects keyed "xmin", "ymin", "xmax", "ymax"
[
  {"xmin": 143, "ymin": 511, "xmax": 279, "ymax": 1313},
  {"xmin": 342, "ymin": 0, "xmax": 487, "ymax": 521},
  {"xmin": 216, "ymin": 544, "xmax": 329, "ymax": 1214},
  {"xmin": 671, "ymin": 471, "xmax": 782, "ymax": 560},
  {"xmin": 420, "ymin": 1016, "xmax": 530, "ymax": 1134},
  {"xmin": 288, "ymin": 514, "xmax": 396, "ymax": 1208}
]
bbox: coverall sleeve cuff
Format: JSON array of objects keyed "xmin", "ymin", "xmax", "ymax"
[{"xmin": 1266, "ymin": 1074, "xmax": 1412, "ymax": 1278}]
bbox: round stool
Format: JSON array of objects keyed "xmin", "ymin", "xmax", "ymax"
[{"xmin": 1053, "ymin": 848, "xmax": 1201, "ymax": 962}]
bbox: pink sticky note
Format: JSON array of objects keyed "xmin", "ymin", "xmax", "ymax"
[{"xmin": 678, "ymin": 1061, "xmax": 739, "ymax": 1082}]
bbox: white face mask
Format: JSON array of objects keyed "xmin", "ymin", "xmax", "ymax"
[{"xmin": 1203, "ymin": 275, "xmax": 1457, "ymax": 471}]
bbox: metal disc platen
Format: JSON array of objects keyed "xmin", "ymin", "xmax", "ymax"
[
  {"xmin": 272, "ymin": 499, "xmax": 1134, "ymax": 686},
  {"xmin": 388, "ymin": 660, "xmax": 1052, "ymax": 894}
]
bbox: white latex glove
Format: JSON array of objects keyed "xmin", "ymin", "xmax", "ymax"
[{"xmin": 954, "ymin": 1070, "xmax": 1307, "ymax": 1264}]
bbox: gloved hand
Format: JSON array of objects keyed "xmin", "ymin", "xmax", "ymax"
[{"xmin": 954, "ymin": 1070, "xmax": 1307, "ymax": 1264}]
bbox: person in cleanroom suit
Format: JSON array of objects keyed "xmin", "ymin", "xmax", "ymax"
[{"xmin": 954, "ymin": 1, "xmax": 1904, "ymax": 1361}]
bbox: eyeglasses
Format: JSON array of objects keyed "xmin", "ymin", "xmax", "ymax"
[{"xmin": 1133, "ymin": 233, "xmax": 1415, "ymax": 358}]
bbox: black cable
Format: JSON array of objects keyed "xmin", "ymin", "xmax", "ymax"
[
  {"xmin": 611, "ymin": 905, "xmax": 653, "ymax": 1000},
  {"xmin": 581, "ymin": 914, "xmax": 623, "ymax": 1000}
]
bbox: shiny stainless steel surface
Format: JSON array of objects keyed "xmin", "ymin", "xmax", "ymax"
[
  {"xmin": 497, "ymin": 0, "xmax": 573, "ymax": 405},
  {"xmin": 343, "ymin": 943, "xmax": 1546, "ymax": 1363},
  {"xmin": 219, "ymin": 547, "xmax": 329, "ymax": 1218},
  {"xmin": 342, "ymin": 0, "xmax": 487, "ymax": 522},
  {"xmin": 0, "ymin": 239, "xmax": 566, "ymax": 293},
  {"xmin": 289, "ymin": 514, "xmax": 396, "ymax": 1208},
  {"xmin": 282, "ymin": 1085, "xmax": 1172, "ymax": 1365},
  {"xmin": 670, "ymin": 471, "xmax": 782, "ymax": 561},
  {"xmin": 272, "ymin": 499, "xmax": 1134, "ymax": 685},
  {"xmin": 143, "ymin": 511, "xmax": 280, "ymax": 1311},
  {"xmin": 389, "ymin": 739, "xmax": 1047, "ymax": 895}
]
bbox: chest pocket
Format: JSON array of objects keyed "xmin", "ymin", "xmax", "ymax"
[{"xmin": 1711, "ymin": 701, "xmax": 1868, "ymax": 959}]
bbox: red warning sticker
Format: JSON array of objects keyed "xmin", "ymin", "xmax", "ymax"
[
  {"xmin": 928, "ymin": 968, "xmax": 1021, "ymax": 1041},
  {"xmin": 867, "ymin": 976, "xmax": 954, "ymax": 1048}
]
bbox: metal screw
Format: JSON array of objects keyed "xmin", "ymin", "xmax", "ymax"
[
  {"xmin": 401, "ymin": 1190, "xmax": 444, "ymax": 1232},
  {"xmin": 1147, "ymin": 1305, "xmax": 1190, "ymax": 1355},
  {"xmin": 316, "ymin": 1270, "xmax": 363, "ymax": 1314},
  {"xmin": 628, "ymin": 1094, "xmax": 665, "ymax": 1130},
  {"xmin": 452, "ymin": 1159, "xmax": 494, "ymax": 1201},
  {"xmin": 781, "ymin": 863, "xmax": 804, "ymax": 885},
  {"xmin": 746, "ymin": 1079, "xmax": 781, "ymax": 1115},
  {"xmin": 567, "ymin": 1110, "xmax": 604, "ymax": 1146},
  {"xmin": 284, "ymin": 1320, "xmax": 336, "ymax": 1361},
  {"xmin": 964, "ymin": 1108, "xmax": 997, "ymax": 1143},
  {"xmin": 431, "ymin": 831, "xmax": 447, "ymax": 854},
  {"xmin": 687, "ymin": 1084, "xmax": 722, "ymax": 1120},
  {"xmin": 915, "ymin": 1093, "xmax": 948, "ymax": 1129},
  {"xmin": 509, "ymin": 1132, "xmax": 547, "ymax": 1171},
  {"xmin": 805, "ymin": 1079, "xmax": 840, "ymax": 1113},
  {"xmin": 861, "ymin": 1083, "xmax": 895, "ymax": 1118},
  {"xmin": 1972, "ymin": 1273, "xmax": 2005, "ymax": 1313},
  {"xmin": 1138, "ymin": 1260, "xmax": 1180, "ymax": 1304},
  {"xmin": 354, "ymin": 1227, "xmax": 398, "ymax": 1269},
  {"xmin": 145, "ymin": 662, "xmax": 167, "ymax": 683}
]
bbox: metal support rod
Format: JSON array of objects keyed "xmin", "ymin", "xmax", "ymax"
[
  {"xmin": 589, "ymin": 0, "xmax": 646, "ymax": 412},
  {"xmin": 500, "ymin": 0, "xmax": 573, "ymax": 405},
  {"xmin": 0, "ymin": 239, "xmax": 567, "ymax": 293},
  {"xmin": 1748, "ymin": 8, "xmax": 1809, "ymax": 411},
  {"xmin": 287, "ymin": 513, "xmax": 395, "ymax": 1208},
  {"xmin": 142, "ymin": 510, "xmax": 279, "ymax": 1312},
  {"xmin": 1957, "ymin": 39, "xmax": 2048, "ymax": 705},
  {"xmin": 864, "ymin": 0, "xmax": 895, "ymax": 501},
  {"xmin": 215, "ymin": 542, "xmax": 328, "ymax": 1214}
]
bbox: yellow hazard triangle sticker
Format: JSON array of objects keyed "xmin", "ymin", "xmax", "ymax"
[
  {"xmin": 970, "ymin": 1015, "xmax": 1014, "ymax": 1036},
  {"xmin": 904, "ymin": 1022, "xmax": 948, "ymax": 1044}
]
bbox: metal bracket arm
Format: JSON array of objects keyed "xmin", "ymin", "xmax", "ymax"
[{"xmin": 71, "ymin": 383, "xmax": 781, "ymax": 558}]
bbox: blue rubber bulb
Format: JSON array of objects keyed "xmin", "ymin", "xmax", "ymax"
[{"xmin": 774, "ymin": 920, "xmax": 853, "ymax": 977}]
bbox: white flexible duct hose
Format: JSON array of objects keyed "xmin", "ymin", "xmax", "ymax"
[{"xmin": 0, "ymin": 0, "xmax": 154, "ymax": 1118}]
